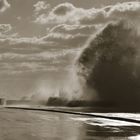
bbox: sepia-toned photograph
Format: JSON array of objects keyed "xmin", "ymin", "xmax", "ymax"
[{"xmin": 0, "ymin": 0, "xmax": 140, "ymax": 139}]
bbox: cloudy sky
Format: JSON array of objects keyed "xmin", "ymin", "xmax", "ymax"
[{"xmin": 0, "ymin": 0, "xmax": 139, "ymax": 99}]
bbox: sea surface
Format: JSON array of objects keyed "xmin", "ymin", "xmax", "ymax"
[{"xmin": 0, "ymin": 107, "xmax": 140, "ymax": 140}]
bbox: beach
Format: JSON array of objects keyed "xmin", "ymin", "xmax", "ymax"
[{"xmin": 0, "ymin": 107, "xmax": 140, "ymax": 140}]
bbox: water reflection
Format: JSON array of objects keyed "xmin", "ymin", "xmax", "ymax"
[
  {"xmin": 67, "ymin": 116, "xmax": 140, "ymax": 140},
  {"xmin": 82, "ymin": 124, "xmax": 140, "ymax": 140}
]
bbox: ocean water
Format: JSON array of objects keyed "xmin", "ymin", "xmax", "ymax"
[{"xmin": 0, "ymin": 107, "xmax": 140, "ymax": 140}]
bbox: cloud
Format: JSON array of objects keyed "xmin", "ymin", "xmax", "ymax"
[
  {"xmin": 0, "ymin": 49, "xmax": 76, "ymax": 62},
  {"xmin": 34, "ymin": 1, "xmax": 140, "ymax": 50},
  {"xmin": 0, "ymin": 0, "xmax": 10, "ymax": 12},
  {"xmin": 3, "ymin": 2, "xmax": 140, "ymax": 76},
  {"xmin": 50, "ymin": 24, "xmax": 97, "ymax": 35},
  {"xmin": 0, "ymin": 24, "xmax": 14, "ymax": 39},
  {"xmin": 0, "ymin": 24, "xmax": 18, "ymax": 39},
  {"xmin": 0, "ymin": 62, "xmax": 60, "ymax": 75},
  {"xmin": 33, "ymin": 1, "xmax": 50, "ymax": 15},
  {"xmin": 0, "ymin": 49, "xmax": 77, "ymax": 74},
  {"xmin": 0, "ymin": 37, "xmax": 56, "ymax": 55},
  {"xmin": 52, "ymin": 2, "xmax": 74, "ymax": 16},
  {"xmin": 79, "ymin": 2, "xmax": 140, "ymax": 25},
  {"xmin": 42, "ymin": 32, "xmax": 88, "ymax": 48},
  {"xmin": 16, "ymin": 16, "xmax": 22, "ymax": 21},
  {"xmin": 0, "ymin": 24, "xmax": 12, "ymax": 33},
  {"xmin": 35, "ymin": 1, "xmax": 140, "ymax": 26},
  {"xmin": 35, "ymin": 2, "xmax": 85, "ymax": 24},
  {"xmin": 0, "ymin": 37, "xmax": 78, "ymax": 74},
  {"xmin": 40, "ymin": 24, "xmax": 99, "ymax": 48}
]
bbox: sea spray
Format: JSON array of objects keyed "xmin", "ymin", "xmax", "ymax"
[
  {"xmin": 28, "ymin": 64, "xmax": 85, "ymax": 105},
  {"xmin": 76, "ymin": 20, "xmax": 140, "ymax": 106}
]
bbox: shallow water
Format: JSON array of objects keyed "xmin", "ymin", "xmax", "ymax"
[{"xmin": 0, "ymin": 108, "xmax": 140, "ymax": 140}]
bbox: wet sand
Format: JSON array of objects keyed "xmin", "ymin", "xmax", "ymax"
[{"xmin": 0, "ymin": 107, "xmax": 140, "ymax": 140}]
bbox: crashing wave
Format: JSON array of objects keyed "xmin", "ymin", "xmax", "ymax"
[{"xmin": 76, "ymin": 20, "xmax": 140, "ymax": 106}]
